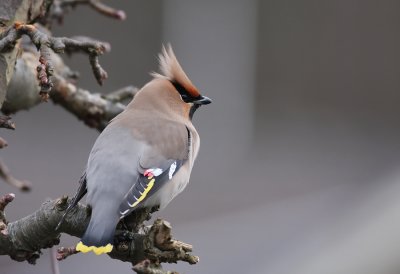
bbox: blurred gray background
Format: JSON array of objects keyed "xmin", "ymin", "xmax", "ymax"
[{"xmin": 2, "ymin": 0, "xmax": 400, "ymax": 273}]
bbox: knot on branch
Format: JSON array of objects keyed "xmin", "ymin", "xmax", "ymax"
[
  {"xmin": 0, "ymin": 193, "xmax": 17, "ymax": 259},
  {"xmin": 144, "ymin": 219, "xmax": 199, "ymax": 265},
  {"xmin": 133, "ymin": 259, "xmax": 179, "ymax": 274},
  {"xmin": 0, "ymin": 193, "xmax": 15, "ymax": 211},
  {"xmin": 55, "ymin": 195, "xmax": 69, "ymax": 211},
  {"xmin": 0, "ymin": 193, "xmax": 14, "ymax": 235}
]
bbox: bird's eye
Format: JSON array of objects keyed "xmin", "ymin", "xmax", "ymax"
[{"xmin": 180, "ymin": 94, "xmax": 190, "ymax": 103}]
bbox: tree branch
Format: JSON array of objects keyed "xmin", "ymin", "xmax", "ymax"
[
  {"xmin": 0, "ymin": 0, "xmax": 55, "ymax": 108},
  {"xmin": 50, "ymin": 75, "xmax": 138, "ymax": 131},
  {"xmin": 0, "ymin": 22, "xmax": 108, "ymax": 100},
  {"xmin": 0, "ymin": 194, "xmax": 198, "ymax": 271},
  {"xmin": 2, "ymin": 42, "xmax": 137, "ymax": 131}
]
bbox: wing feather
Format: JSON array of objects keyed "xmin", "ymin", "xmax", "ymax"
[{"xmin": 119, "ymin": 159, "xmax": 184, "ymax": 217}]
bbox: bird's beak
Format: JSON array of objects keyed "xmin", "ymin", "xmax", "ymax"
[{"xmin": 193, "ymin": 95, "xmax": 212, "ymax": 105}]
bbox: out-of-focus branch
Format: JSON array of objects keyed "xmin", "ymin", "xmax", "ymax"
[
  {"xmin": 0, "ymin": 115, "xmax": 26, "ymax": 190},
  {"xmin": 50, "ymin": 75, "xmax": 138, "ymax": 131},
  {"xmin": 103, "ymin": 86, "xmax": 138, "ymax": 103},
  {"xmin": 0, "ymin": 160, "xmax": 31, "ymax": 192},
  {"xmin": 0, "ymin": 138, "xmax": 8, "ymax": 149},
  {"xmin": 0, "ymin": 194, "xmax": 198, "ymax": 271},
  {"xmin": 50, "ymin": 247, "xmax": 61, "ymax": 274},
  {"xmin": 87, "ymin": 0, "xmax": 126, "ymax": 20},
  {"xmin": 2, "ymin": 37, "xmax": 137, "ymax": 131},
  {"xmin": 0, "ymin": 22, "xmax": 108, "ymax": 100},
  {"xmin": 66, "ymin": 35, "xmax": 111, "ymax": 54},
  {"xmin": 0, "ymin": 0, "xmax": 54, "ymax": 109},
  {"xmin": 0, "ymin": 115, "xmax": 15, "ymax": 148},
  {"xmin": 47, "ymin": 0, "xmax": 126, "ymax": 25}
]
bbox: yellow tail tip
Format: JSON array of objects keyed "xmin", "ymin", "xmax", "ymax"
[{"xmin": 76, "ymin": 241, "xmax": 113, "ymax": 255}]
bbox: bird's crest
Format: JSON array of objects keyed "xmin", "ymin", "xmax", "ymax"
[{"xmin": 151, "ymin": 44, "xmax": 200, "ymax": 98}]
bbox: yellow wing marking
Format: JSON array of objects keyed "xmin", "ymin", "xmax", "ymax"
[
  {"xmin": 76, "ymin": 241, "xmax": 113, "ymax": 255},
  {"xmin": 130, "ymin": 178, "xmax": 155, "ymax": 208}
]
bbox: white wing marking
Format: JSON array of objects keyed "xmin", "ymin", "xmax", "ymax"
[
  {"xmin": 169, "ymin": 161, "xmax": 177, "ymax": 179},
  {"xmin": 120, "ymin": 209, "xmax": 129, "ymax": 216}
]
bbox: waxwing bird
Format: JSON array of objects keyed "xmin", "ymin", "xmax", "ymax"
[{"xmin": 56, "ymin": 45, "xmax": 211, "ymax": 255}]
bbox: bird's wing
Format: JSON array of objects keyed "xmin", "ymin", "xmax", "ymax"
[
  {"xmin": 55, "ymin": 172, "xmax": 87, "ymax": 230},
  {"xmin": 118, "ymin": 123, "xmax": 191, "ymax": 218}
]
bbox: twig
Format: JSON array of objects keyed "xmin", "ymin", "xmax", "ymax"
[
  {"xmin": 50, "ymin": 247, "xmax": 61, "ymax": 274},
  {"xmin": 67, "ymin": 36, "xmax": 111, "ymax": 54},
  {"xmin": 0, "ymin": 115, "xmax": 15, "ymax": 150},
  {"xmin": 87, "ymin": 0, "xmax": 126, "ymax": 20},
  {"xmin": 0, "ymin": 159, "xmax": 32, "ymax": 192},
  {"xmin": 50, "ymin": 75, "xmax": 138, "ymax": 131},
  {"xmin": 56, "ymin": 246, "xmax": 79, "ymax": 261},
  {"xmin": 0, "ymin": 137, "xmax": 8, "ymax": 149},
  {"xmin": 48, "ymin": 0, "xmax": 126, "ymax": 25},
  {"xmin": 102, "ymin": 86, "xmax": 139, "ymax": 103},
  {"xmin": 0, "ymin": 116, "xmax": 15, "ymax": 130},
  {"xmin": 0, "ymin": 22, "xmax": 108, "ymax": 99},
  {"xmin": 0, "ymin": 193, "xmax": 14, "ymax": 212}
]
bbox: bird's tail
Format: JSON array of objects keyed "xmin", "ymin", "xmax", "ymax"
[
  {"xmin": 76, "ymin": 206, "xmax": 119, "ymax": 255},
  {"xmin": 76, "ymin": 241, "xmax": 113, "ymax": 255}
]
